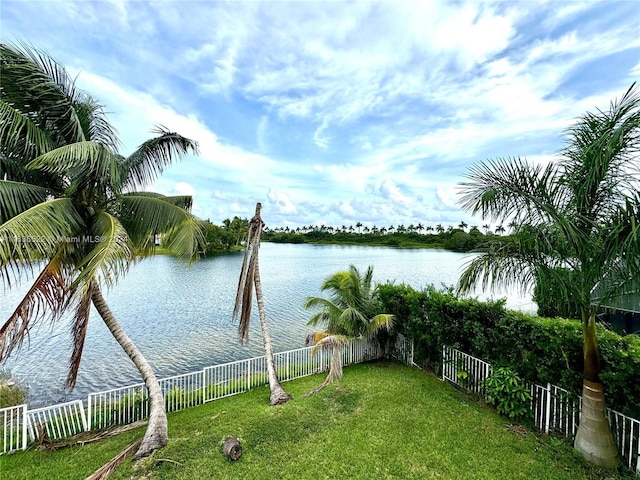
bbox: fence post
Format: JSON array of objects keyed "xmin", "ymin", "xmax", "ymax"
[
  {"xmin": 544, "ymin": 383, "xmax": 551, "ymax": 434},
  {"xmin": 79, "ymin": 400, "xmax": 89, "ymax": 432},
  {"xmin": 410, "ymin": 338, "xmax": 414, "ymax": 366},
  {"xmin": 201, "ymin": 368, "xmax": 206, "ymax": 402},
  {"xmin": 86, "ymin": 394, "xmax": 92, "ymax": 431},
  {"xmin": 441, "ymin": 345, "xmax": 445, "ymax": 381},
  {"xmin": 21, "ymin": 404, "xmax": 28, "ymax": 451}
]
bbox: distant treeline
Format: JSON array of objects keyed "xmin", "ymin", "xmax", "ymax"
[
  {"xmin": 200, "ymin": 219, "xmax": 509, "ymax": 254},
  {"xmin": 262, "ymin": 225, "xmax": 501, "ymax": 252}
]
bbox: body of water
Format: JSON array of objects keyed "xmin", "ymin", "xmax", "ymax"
[{"xmin": 0, "ymin": 243, "xmax": 534, "ymax": 406}]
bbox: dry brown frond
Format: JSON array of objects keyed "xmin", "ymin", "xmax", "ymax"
[
  {"xmin": 233, "ymin": 203, "xmax": 265, "ymax": 344},
  {"xmin": 0, "ymin": 254, "xmax": 72, "ymax": 362},
  {"xmin": 66, "ymin": 281, "xmax": 93, "ymax": 389},
  {"xmin": 85, "ymin": 439, "xmax": 142, "ymax": 480}
]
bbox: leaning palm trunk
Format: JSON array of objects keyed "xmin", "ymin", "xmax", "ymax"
[
  {"xmin": 234, "ymin": 203, "xmax": 291, "ymax": 406},
  {"xmin": 91, "ymin": 284, "xmax": 167, "ymax": 459},
  {"xmin": 574, "ymin": 311, "xmax": 618, "ymax": 468},
  {"xmin": 253, "ymin": 259, "xmax": 292, "ymax": 405}
]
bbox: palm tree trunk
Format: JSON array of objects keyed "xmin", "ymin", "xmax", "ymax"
[
  {"xmin": 91, "ymin": 284, "xmax": 168, "ymax": 459},
  {"xmin": 574, "ymin": 310, "xmax": 618, "ymax": 468},
  {"xmin": 253, "ymin": 259, "xmax": 292, "ymax": 406}
]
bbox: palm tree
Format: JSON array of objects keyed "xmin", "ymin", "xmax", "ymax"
[
  {"xmin": 458, "ymin": 221, "xmax": 468, "ymax": 231},
  {"xmin": 457, "ymin": 83, "xmax": 640, "ymax": 468},
  {"xmin": 0, "ymin": 43, "xmax": 203, "ymax": 458},
  {"xmin": 304, "ymin": 265, "xmax": 393, "ymax": 394},
  {"xmin": 355, "ymin": 221, "xmax": 362, "ymax": 234},
  {"xmin": 234, "ymin": 203, "xmax": 292, "ymax": 406},
  {"xmin": 305, "ymin": 265, "xmax": 394, "ymax": 339},
  {"xmin": 435, "ymin": 224, "xmax": 444, "ymax": 234}
]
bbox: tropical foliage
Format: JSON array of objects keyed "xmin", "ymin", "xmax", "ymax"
[
  {"xmin": 304, "ymin": 265, "xmax": 393, "ymax": 392},
  {"xmin": 264, "ymin": 225, "xmax": 493, "ymax": 251},
  {"xmin": 0, "ymin": 42, "xmax": 203, "ymax": 458},
  {"xmin": 456, "ymin": 83, "xmax": 640, "ymax": 468},
  {"xmin": 376, "ymin": 283, "xmax": 640, "ymax": 419},
  {"xmin": 305, "ymin": 265, "xmax": 394, "ymax": 339}
]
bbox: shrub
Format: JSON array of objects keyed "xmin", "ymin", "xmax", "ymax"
[
  {"xmin": 377, "ymin": 283, "xmax": 640, "ymax": 418},
  {"xmin": 0, "ymin": 369, "xmax": 27, "ymax": 408},
  {"xmin": 485, "ymin": 367, "xmax": 531, "ymax": 420}
]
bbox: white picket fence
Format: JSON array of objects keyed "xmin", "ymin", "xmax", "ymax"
[
  {"xmin": 0, "ymin": 338, "xmax": 384, "ymax": 453},
  {"xmin": 442, "ymin": 345, "xmax": 640, "ymax": 475}
]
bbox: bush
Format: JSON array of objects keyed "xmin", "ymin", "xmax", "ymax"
[
  {"xmin": 485, "ymin": 367, "xmax": 531, "ymax": 420},
  {"xmin": 377, "ymin": 283, "xmax": 640, "ymax": 418},
  {"xmin": 0, "ymin": 369, "xmax": 27, "ymax": 408}
]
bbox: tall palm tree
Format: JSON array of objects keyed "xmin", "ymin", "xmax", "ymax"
[
  {"xmin": 457, "ymin": 83, "xmax": 640, "ymax": 468},
  {"xmin": 234, "ymin": 203, "xmax": 292, "ymax": 406},
  {"xmin": 0, "ymin": 43, "xmax": 204, "ymax": 458},
  {"xmin": 305, "ymin": 265, "xmax": 394, "ymax": 339}
]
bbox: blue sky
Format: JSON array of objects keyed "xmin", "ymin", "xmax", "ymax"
[{"xmin": 1, "ymin": 0, "xmax": 639, "ymax": 229}]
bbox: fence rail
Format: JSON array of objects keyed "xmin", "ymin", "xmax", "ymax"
[
  {"xmin": 1, "ymin": 338, "xmax": 385, "ymax": 454},
  {"xmin": 441, "ymin": 345, "xmax": 640, "ymax": 475},
  {"xmin": 0, "ymin": 404, "xmax": 27, "ymax": 453}
]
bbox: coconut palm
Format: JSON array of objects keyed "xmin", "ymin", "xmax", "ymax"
[
  {"xmin": 457, "ymin": 83, "xmax": 640, "ymax": 468},
  {"xmin": 0, "ymin": 43, "xmax": 204, "ymax": 459},
  {"xmin": 305, "ymin": 265, "xmax": 394, "ymax": 339},
  {"xmin": 233, "ymin": 203, "xmax": 292, "ymax": 406}
]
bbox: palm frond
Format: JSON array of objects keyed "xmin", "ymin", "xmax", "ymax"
[
  {"xmin": 1, "ymin": 42, "xmax": 89, "ymax": 147},
  {"xmin": 27, "ymin": 141, "xmax": 121, "ymax": 193},
  {"xmin": 119, "ymin": 193, "xmax": 203, "ymax": 258},
  {"xmin": 0, "ymin": 180, "xmax": 49, "ymax": 222},
  {"xmin": 66, "ymin": 281, "xmax": 93, "ymax": 389},
  {"xmin": 73, "ymin": 211, "xmax": 133, "ymax": 291},
  {"xmin": 121, "ymin": 126, "xmax": 199, "ymax": 189},
  {"xmin": 305, "ymin": 334, "xmax": 349, "ymax": 396},
  {"xmin": 456, "ymin": 238, "xmax": 546, "ymax": 296},
  {"xmin": 561, "ymin": 82, "xmax": 640, "ymax": 223},
  {"xmin": 367, "ymin": 314, "xmax": 394, "ymax": 337},
  {"xmin": 233, "ymin": 205, "xmax": 265, "ymax": 344},
  {"xmin": 0, "ymin": 99, "xmax": 56, "ymax": 160},
  {"xmin": 0, "ymin": 198, "xmax": 83, "ymax": 278},
  {"xmin": 0, "ymin": 253, "xmax": 72, "ymax": 363},
  {"xmin": 458, "ymin": 156, "xmax": 563, "ymax": 225}
]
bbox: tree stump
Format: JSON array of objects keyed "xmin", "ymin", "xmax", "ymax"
[{"xmin": 221, "ymin": 436, "xmax": 242, "ymax": 461}]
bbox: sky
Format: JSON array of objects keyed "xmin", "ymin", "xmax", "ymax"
[{"xmin": 1, "ymin": 0, "xmax": 639, "ymax": 230}]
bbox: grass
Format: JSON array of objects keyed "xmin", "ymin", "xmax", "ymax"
[{"xmin": 1, "ymin": 362, "xmax": 634, "ymax": 479}]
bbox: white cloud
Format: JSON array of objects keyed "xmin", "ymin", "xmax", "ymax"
[
  {"xmin": 267, "ymin": 189, "xmax": 297, "ymax": 215},
  {"xmin": 379, "ymin": 180, "xmax": 412, "ymax": 206},
  {"xmin": 4, "ymin": 0, "xmax": 637, "ymax": 228},
  {"xmin": 172, "ymin": 182, "xmax": 196, "ymax": 197}
]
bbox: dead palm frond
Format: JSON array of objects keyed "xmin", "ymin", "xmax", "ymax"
[
  {"xmin": 305, "ymin": 334, "xmax": 348, "ymax": 396},
  {"xmin": 233, "ymin": 203, "xmax": 264, "ymax": 343}
]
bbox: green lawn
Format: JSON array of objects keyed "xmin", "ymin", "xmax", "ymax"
[{"xmin": 0, "ymin": 362, "xmax": 633, "ymax": 479}]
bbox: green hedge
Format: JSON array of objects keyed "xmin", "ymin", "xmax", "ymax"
[{"xmin": 376, "ymin": 283, "xmax": 640, "ymax": 418}]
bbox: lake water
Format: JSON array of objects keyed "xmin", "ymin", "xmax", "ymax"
[{"xmin": 1, "ymin": 243, "xmax": 535, "ymax": 406}]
